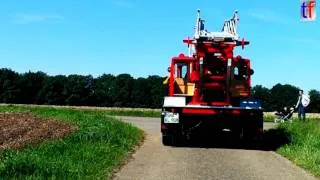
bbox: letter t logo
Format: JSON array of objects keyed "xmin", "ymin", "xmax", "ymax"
[{"xmin": 301, "ymin": 0, "xmax": 316, "ymax": 21}]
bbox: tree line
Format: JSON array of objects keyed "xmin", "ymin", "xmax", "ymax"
[
  {"xmin": 0, "ymin": 68, "xmax": 319, "ymax": 112},
  {"xmin": 251, "ymin": 84, "xmax": 320, "ymax": 113},
  {"xmin": 0, "ymin": 68, "xmax": 166, "ymax": 108}
]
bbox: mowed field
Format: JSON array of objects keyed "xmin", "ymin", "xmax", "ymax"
[{"xmin": 0, "ymin": 104, "xmax": 320, "ymax": 179}]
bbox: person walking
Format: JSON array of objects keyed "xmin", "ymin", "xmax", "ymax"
[{"xmin": 295, "ymin": 90, "xmax": 309, "ymax": 121}]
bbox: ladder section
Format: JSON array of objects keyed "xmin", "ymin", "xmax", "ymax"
[{"xmin": 202, "ymin": 57, "xmax": 229, "ymax": 106}]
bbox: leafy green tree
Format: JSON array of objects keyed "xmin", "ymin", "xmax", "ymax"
[
  {"xmin": 0, "ymin": 68, "xmax": 22, "ymax": 103},
  {"xmin": 131, "ymin": 77, "xmax": 151, "ymax": 108},
  {"xmin": 20, "ymin": 71, "xmax": 47, "ymax": 104},
  {"xmin": 270, "ymin": 83, "xmax": 300, "ymax": 111},
  {"xmin": 93, "ymin": 74, "xmax": 116, "ymax": 107},
  {"xmin": 113, "ymin": 74, "xmax": 134, "ymax": 107},
  {"xmin": 251, "ymin": 85, "xmax": 272, "ymax": 111},
  {"xmin": 146, "ymin": 75, "xmax": 166, "ymax": 108},
  {"xmin": 308, "ymin": 89, "xmax": 320, "ymax": 113},
  {"xmin": 2, "ymin": 67, "xmax": 320, "ymax": 113},
  {"xmin": 64, "ymin": 75, "xmax": 94, "ymax": 106},
  {"xmin": 37, "ymin": 75, "xmax": 68, "ymax": 105}
]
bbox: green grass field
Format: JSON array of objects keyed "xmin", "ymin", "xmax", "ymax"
[
  {"xmin": 1, "ymin": 104, "xmax": 319, "ymax": 178},
  {"xmin": 0, "ymin": 104, "xmax": 285, "ymax": 122},
  {"xmin": 102, "ymin": 108, "xmax": 160, "ymax": 117},
  {"xmin": 0, "ymin": 104, "xmax": 161, "ymax": 118},
  {"xmin": 0, "ymin": 105, "xmax": 144, "ymax": 179},
  {"xmin": 275, "ymin": 119, "xmax": 320, "ymax": 177}
]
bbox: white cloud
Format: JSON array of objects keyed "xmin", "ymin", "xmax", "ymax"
[
  {"xmin": 246, "ymin": 8, "xmax": 291, "ymax": 24},
  {"xmin": 12, "ymin": 13, "xmax": 64, "ymax": 24}
]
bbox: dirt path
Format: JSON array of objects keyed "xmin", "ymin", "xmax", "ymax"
[{"xmin": 113, "ymin": 116, "xmax": 317, "ymax": 180}]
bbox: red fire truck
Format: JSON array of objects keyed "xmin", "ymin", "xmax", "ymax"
[{"xmin": 161, "ymin": 9, "xmax": 263, "ymax": 146}]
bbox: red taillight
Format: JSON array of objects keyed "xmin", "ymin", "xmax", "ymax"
[
  {"xmin": 232, "ymin": 109, "xmax": 241, "ymax": 115},
  {"xmin": 161, "ymin": 124, "xmax": 167, "ymax": 130},
  {"xmin": 257, "ymin": 128, "xmax": 263, "ymax": 132}
]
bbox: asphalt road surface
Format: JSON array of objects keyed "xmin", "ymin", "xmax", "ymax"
[{"xmin": 113, "ymin": 116, "xmax": 317, "ymax": 180}]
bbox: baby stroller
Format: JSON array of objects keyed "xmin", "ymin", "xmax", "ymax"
[{"xmin": 274, "ymin": 106, "xmax": 295, "ymax": 123}]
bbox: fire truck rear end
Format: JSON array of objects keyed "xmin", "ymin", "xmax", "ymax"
[{"xmin": 161, "ymin": 9, "xmax": 263, "ymax": 146}]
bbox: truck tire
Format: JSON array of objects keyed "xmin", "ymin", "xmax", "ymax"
[
  {"xmin": 162, "ymin": 132, "xmax": 185, "ymax": 146},
  {"xmin": 242, "ymin": 128, "xmax": 261, "ymax": 144},
  {"xmin": 242, "ymin": 128, "xmax": 254, "ymax": 141},
  {"xmin": 162, "ymin": 135, "xmax": 174, "ymax": 146}
]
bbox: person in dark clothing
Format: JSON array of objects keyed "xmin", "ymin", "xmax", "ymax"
[{"xmin": 295, "ymin": 90, "xmax": 306, "ymax": 121}]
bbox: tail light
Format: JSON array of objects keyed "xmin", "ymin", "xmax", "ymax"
[
  {"xmin": 161, "ymin": 124, "xmax": 168, "ymax": 130},
  {"xmin": 232, "ymin": 109, "xmax": 241, "ymax": 115},
  {"xmin": 257, "ymin": 128, "xmax": 263, "ymax": 133}
]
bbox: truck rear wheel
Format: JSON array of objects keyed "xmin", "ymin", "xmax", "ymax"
[
  {"xmin": 241, "ymin": 127, "xmax": 263, "ymax": 143},
  {"xmin": 162, "ymin": 135, "xmax": 174, "ymax": 146},
  {"xmin": 162, "ymin": 132, "xmax": 186, "ymax": 146}
]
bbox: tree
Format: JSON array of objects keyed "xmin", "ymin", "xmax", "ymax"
[
  {"xmin": 270, "ymin": 83, "xmax": 300, "ymax": 111},
  {"xmin": 94, "ymin": 74, "xmax": 116, "ymax": 107},
  {"xmin": 37, "ymin": 75, "xmax": 68, "ymax": 105},
  {"xmin": 20, "ymin": 71, "xmax": 47, "ymax": 104},
  {"xmin": 131, "ymin": 77, "xmax": 151, "ymax": 108},
  {"xmin": 308, "ymin": 89, "xmax": 320, "ymax": 113},
  {"xmin": 64, "ymin": 74, "xmax": 95, "ymax": 106},
  {"xmin": 146, "ymin": 75, "xmax": 166, "ymax": 108},
  {"xmin": 1, "ymin": 68, "xmax": 320, "ymax": 113},
  {"xmin": 112, "ymin": 74, "xmax": 134, "ymax": 107},
  {"xmin": 251, "ymin": 85, "xmax": 272, "ymax": 111},
  {"xmin": 0, "ymin": 68, "xmax": 22, "ymax": 103}
]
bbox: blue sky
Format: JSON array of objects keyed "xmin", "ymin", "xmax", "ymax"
[{"xmin": 0, "ymin": 0, "xmax": 319, "ymax": 92}]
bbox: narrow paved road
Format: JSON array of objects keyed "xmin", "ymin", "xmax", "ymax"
[{"xmin": 113, "ymin": 116, "xmax": 317, "ymax": 180}]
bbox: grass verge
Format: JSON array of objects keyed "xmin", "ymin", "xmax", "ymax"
[
  {"xmin": 275, "ymin": 119, "xmax": 320, "ymax": 177},
  {"xmin": 102, "ymin": 109, "xmax": 160, "ymax": 117},
  {"xmin": 263, "ymin": 114, "xmax": 274, "ymax": 122},
  {"xmin": 0, "ymin": 105, "xmax": 144, "ymax": 179},
  {"xmin": 0, "ymin": 104, "xmax": 284, "ymax": 121},
  {"xmin": 0, "ymin": 104, "xmax": 162, "ymax": 118}
]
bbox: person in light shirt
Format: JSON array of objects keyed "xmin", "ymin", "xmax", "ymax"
[{"xmin": 295, "ymin": 90, "xmax": 306, "ymax": 121}]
